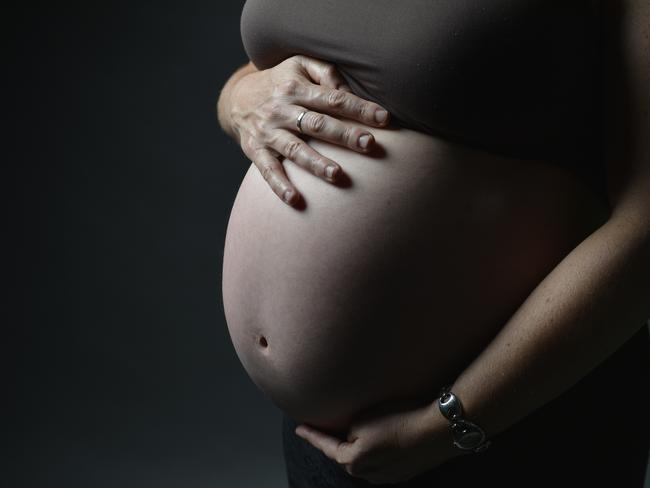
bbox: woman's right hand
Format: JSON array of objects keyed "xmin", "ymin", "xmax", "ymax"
[{"xmin": 228, "ymin": 54, "xmax": 391, "ymax": 206}]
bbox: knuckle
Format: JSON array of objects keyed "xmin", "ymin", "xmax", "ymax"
[
  {"xmin": 246, "ymin": 123, "xmax": 263, "ymax": 140},
  {"xmin": 311, "ymin": 157, "xmax": 325, "ymax": 174},
  {"xmin": 357, "ymin": 101, "xmax": 369, "ymax": 119},
  {"xmin": 342, "ymin": 126, "xmax": 355, "ymax": 146},
  {"xmin": 266, "ymin": 129, "xmax": 281, "ymax": 147},
  {"xmin": 260, "ymin": 164, "xmax": 274, "ymax": 182},
  {"xmin": 322, "ymin": 64, "xmax": 337, "ymax": 78},
  {"xmin": 327, "ymin": 89, "xmax": 347, "ymax": 109},
  {"xmin": 289, "ymin": 54, "xmax": 305, "ymax": 66},
  {"xmin": 247, "ymin": 134, "xmax": 266, "ymax": 155},
  {"xmin": 262, "ymin": 102, "xmax": 283, "ymax": 120},
  {"xmin": 252, "ymin": 122, "xmax": 270, "ymax": 142},
  {"xmin": 283, "ymin": 139, "xmax": 303, "ymax": 159},
  {"xmin": 306, "ymin": 112, "xmax": 327, "ymax": 133},
  {"xmin": 277, "ymin": 79, "xmax": 299, "ymax": 97}
]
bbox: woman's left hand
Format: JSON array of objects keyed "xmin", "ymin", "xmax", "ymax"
[{"xmin": 294, "ymin": 400, "xmax": 464, "ymax": 485}]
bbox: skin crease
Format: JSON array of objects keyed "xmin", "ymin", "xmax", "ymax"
[{"xmin": 220, "ymin": 0, "xmax": 649, "ymax": 483}]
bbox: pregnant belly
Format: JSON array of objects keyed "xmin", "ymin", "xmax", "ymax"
[{"xmin": 222, "ymin": 121, "xmax": 609, "ymax": 432}]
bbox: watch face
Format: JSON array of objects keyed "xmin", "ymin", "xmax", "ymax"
[
  {"xmin": 452, "ymin": 421, "xmax": 485, "ymax": 449},
  {"xmin": 457, "ymin": 429, "xmax": 484, "ymax": 447}
]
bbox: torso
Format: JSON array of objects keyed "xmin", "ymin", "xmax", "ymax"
[
  {"xmin": 240, "ymin": 0, "xmax": 606, "ymax": 191},
  {"xmin": 222, "ymin": 122, "xmax": 610, "ymax": 432},
  {"xmin": 224, "ymin": 0, "xmax": 611, "ymax": 432}
]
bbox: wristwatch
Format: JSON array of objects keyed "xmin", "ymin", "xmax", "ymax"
[{"xmin": 437, "ymin": 385, "xmax": 491, "ymax": 453}]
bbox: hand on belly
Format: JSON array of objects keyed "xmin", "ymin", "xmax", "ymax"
[{"xmin": 222, "ymin": 122, "xmax": 609, "ymax": 432}]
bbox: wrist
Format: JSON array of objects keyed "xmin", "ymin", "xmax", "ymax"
[
  {"xmin": 437, "ymin": 385, "xmax": 493, "ymax": 454},
  {"xmin": 418, "ymin": 398, "xmax": 470, "ymax": 464}
]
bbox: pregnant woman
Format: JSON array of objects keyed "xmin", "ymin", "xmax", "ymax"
[{"xmin": 218, "ymin": 1, "xmax": 649, "ymax": 486}]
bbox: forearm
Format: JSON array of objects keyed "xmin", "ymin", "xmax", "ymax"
[
  {"xmin": 433, "ymin": 214, "xmax": 649, "ymax": 440},
  {"xmin": 217, "ymin": 60, "xmax": 259, "ymax": 142}
]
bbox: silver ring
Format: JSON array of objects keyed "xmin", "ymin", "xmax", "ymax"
[{"xmin": 296, "ymin": 110, "xmax": 308, "ymax": 134}]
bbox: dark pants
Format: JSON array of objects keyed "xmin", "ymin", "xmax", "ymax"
[{"xmin": 282, "ymin": 324, "xmax": 650, "ymax": 487}]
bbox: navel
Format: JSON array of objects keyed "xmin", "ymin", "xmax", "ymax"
[{"xmin": 258, "ymin": 334, "xmax": 268, "ymax": 349}]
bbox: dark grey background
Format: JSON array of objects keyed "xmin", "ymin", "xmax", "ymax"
[
  {"xmin": 11, "ymin": 2, "xmax": 649, "ymax": 487},
  {"xmin": 13, "ymin": 2, "xmax": 286, "ymax": 487}
]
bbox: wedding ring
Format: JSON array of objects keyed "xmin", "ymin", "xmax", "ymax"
[{"xmin": 296, "ymin": 110, "xmax": 308, "ymax": 134}]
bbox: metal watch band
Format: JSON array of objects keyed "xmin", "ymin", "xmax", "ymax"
[{"xmin": 437, "ymin": 385, "xmax": 492, "ymax": 453}]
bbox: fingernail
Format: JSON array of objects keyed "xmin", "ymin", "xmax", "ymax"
[
  {"xmin": 375, "ymin": 110, "xmax": 387, "ymax": 123},
  {"xmin": 326, "ymin": 165, "xmax": 338, "ymax": 180},
  {"xmin": 283, "ymin": 189, "xmax": 294, "ymax": 203},
  {"xmin": 358, "ymin": 134, "xmax": 371, "ymax": 149}
]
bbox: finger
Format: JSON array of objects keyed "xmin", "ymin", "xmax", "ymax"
[
  {"xmin": 308, "ymin": 83, "xmax": 390, "ymax": 127},
  {"xmin": 266, "ymin": 129, "xmax": 342, "ymax": 183},
  {"xmin": 252, "ymin": 148, "xmax": 300, "ymax": 205},
  {"xmin": 289, "ymin": 104, "xmax": 376, "ymax": 153},
  {"xmin": 295, "ymin": 425, "xmax": 355, "ymax": 463},
  {"xmin": 292, "ymin": 54, "xmax": 350, "ymax": 91},
  {"xmin": 275, "ymin": 72, "xmax": 388, "ymax": 129}
]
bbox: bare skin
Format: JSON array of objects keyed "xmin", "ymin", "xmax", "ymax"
[
  {"xmin": 287, "ymin": 0, "xmax": 650, "ymax": 483},
  {"xmin": 218, "ymin": 0, "xmax": 649, "ymax": 482},
  {"xmin": 217, "ymin": 55, "xmax": 391, "ymax": 205},
  {"xmin": 222, "ymin": 119, "xmax": 610, "ymax": 430}
]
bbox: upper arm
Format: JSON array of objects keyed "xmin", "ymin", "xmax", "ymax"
[{"xmin": 602, "ymin": 0, "xmax": 650, "ymax": 232}]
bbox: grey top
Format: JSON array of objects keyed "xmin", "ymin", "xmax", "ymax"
[{"xmin": 241, "ymin": 0, "xmax": 606, "ymax": 195}]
